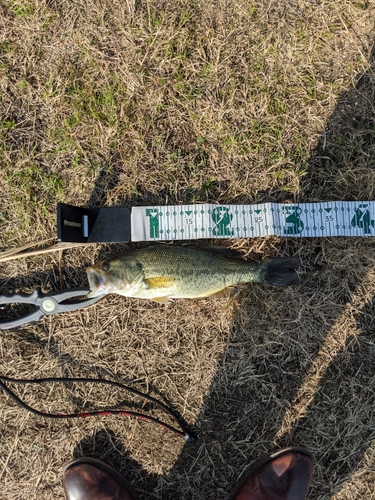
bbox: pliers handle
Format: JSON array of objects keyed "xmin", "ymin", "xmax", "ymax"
[{"xmin": 0, "ymin": 288, "xmax": 102, "ymax": 330}]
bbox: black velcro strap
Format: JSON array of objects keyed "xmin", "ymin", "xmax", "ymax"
[{"xmin": 57, "ymin": 203, "xmax": 131, "ymax": 243}]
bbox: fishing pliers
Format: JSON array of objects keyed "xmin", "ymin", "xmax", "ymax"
[{"xmin": 0, "ymin": 287, "xmax": 101, "ymax": 330}]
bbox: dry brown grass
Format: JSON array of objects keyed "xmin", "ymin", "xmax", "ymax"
[{"xmin": 1, "ymin": 0, "xmax": 375, "ymax": 499}]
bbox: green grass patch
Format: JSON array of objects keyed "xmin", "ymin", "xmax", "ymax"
[
  {"xmin": 4, "ymin": 163, "xmax": 65, "ymax": 205},
  {"xmin": 7, "ymin": 0, "xmax": 35, "ymax": 17}
]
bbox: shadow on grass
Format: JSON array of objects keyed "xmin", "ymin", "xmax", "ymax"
[
  {"xmin": 290, "ymin": 294, "xmax": 375, "ymax": 497},
  {"xmin": 302, "ymin": 47, "xmax": 375, "ymax": 202},
  {"xmin": 85, "ymin": 154, "xmax": 124, "ymax": 207}
]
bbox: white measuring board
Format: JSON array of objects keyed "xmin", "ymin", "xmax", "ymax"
[{"xmin": 131, "ymin": 202, "xmax": 375, "ymax": 241}]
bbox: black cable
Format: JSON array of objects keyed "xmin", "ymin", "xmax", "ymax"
[{"xmin": 0, "ymin": 376, "xmax": 195, "ymax": 443}]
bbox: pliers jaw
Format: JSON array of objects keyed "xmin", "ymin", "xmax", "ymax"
[{"xmin": 0, "ymin": 287, "xmax": 102, "ymax": 330}]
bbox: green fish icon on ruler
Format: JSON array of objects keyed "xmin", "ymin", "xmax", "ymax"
[
  {"xmin": 350, "ymin": 204, "xmax": 375, "ymax": 234},
  {"xmin": 282, "ymin": 206, "xmax": 304, "ymax": 235},
  {"xmin": 146, "ymin": 209, "xmax": 160, "ymax": 238},
  {"xmin": 212, "ymin": 206, "xmax": 234, "ymax": 236}
]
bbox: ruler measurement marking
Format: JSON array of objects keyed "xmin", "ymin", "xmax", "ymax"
[
  {"xmin": 318, "ymin": 203, "xmax": 325, "ymax": 236},
  {"xmin": 264, "ymin": 205, "xmax": 268, "ymax": 236}
]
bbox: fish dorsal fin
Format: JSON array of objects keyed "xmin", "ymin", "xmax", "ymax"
[
  {"xmin": 144, "ymin": 277, "xmax": 175, "ymax": 289},
  {"xmin": 206, "ymin": 286, "xmax": 240, "ymax": 298}
]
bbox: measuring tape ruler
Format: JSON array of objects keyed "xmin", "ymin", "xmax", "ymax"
[
  {"xmin": 132, "ymin": 202, "xmax": 375, "ymax": 241},
  {"xmin": 57, "ymin": 202, "xmax": 375, "ymax": 243}
]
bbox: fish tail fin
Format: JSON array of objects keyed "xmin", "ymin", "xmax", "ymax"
[{"xmin": 262, "ymin": 257, "xmax": 300, "ymax": 286}]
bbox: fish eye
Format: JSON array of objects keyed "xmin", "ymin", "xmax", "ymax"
[{"xmin": 102, "ymin": 262, "xmax": 110, "ymax": 271}]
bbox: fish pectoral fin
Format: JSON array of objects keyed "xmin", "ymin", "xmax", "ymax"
[
  {"xmin": 144, "ymin": 277, "xmax": 175, "ymax": 289},
  {"xmin": 151, "ymin": 296, "xmax": 173, "ymax": 304},
  {"xmin": 206, "ymin": 286, "xmax": 240, "ymax": 298}
]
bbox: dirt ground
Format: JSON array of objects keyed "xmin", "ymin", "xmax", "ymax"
[{"xmin": 1, "ymin": 1, "xmax": 375, "ymax": 499}]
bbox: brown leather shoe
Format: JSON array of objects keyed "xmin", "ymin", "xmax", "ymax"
[
  {"xmin": 63, "ymin": 457, "xmax": 142, "ymax": 500},
  {"xmin": 230, "ymin": 447, "xmax": 313, "ymax": 500}
]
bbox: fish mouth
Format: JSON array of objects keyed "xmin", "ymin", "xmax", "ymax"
[{"xmin": 86, "ymin": 267, "xmax": 108, "ymax": 298}]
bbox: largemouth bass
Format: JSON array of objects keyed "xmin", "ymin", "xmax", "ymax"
[{"xmin": 86, "ymin": 245, "xmax": 300, "ymax": 303}]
